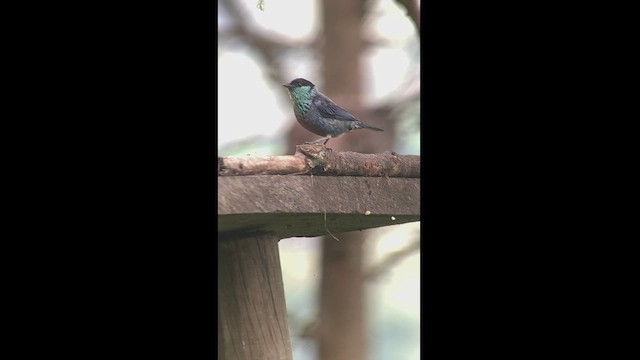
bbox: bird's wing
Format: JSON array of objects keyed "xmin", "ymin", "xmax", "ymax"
[{"xmin": 313, "ymin": 92, "xmax": 359, "ymax": 121}]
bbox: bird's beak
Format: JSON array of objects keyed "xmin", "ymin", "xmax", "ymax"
[{"xmin": 283, "ymin": 84, "xmax": 291, "ymax": 88}]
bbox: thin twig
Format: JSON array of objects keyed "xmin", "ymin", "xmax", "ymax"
[{"xmin": 324, "ymin": 211, "xmax": 341, "ymax": 242}]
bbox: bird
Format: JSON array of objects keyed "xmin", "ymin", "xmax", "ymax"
[{"xmin": 283, "ymin": 78, "xmax": 383, "ymax": 145}]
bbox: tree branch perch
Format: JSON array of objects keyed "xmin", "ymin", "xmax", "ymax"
[{"xmin": 218, "ymin": 144, "xmax": 420, "ymax": 177}]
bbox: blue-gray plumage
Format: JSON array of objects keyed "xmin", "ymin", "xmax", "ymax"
[{"xmin": 283, "ymin": 78, "xmax": 383, "ymax": 145}]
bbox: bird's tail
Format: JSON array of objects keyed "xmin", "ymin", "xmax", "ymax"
[{"xmin": 356, "ymin": 121, "xmax": 384, "ymax": 132}]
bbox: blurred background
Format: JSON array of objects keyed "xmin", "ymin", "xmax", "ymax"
[{"xmin": 218, "ymin": 0, "xmax": 420, "ymax": 358}]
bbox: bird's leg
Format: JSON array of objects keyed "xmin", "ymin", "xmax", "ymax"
[{"xmin": 304, "ymin": 136, "xmax": 330, "ymax": 145}]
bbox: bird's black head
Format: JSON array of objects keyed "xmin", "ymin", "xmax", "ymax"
[{"xmin": 283, "ymin": 78, "xmax": 315, "ymax": 89}]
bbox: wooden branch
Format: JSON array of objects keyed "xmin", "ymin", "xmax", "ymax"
[
  {"xmin": 218, "ymin": 154, "xmax": 307, "ymax": 176},
  {"xmin": 218, "ymin": 144, "xmax": 420, "ymax": 177}
]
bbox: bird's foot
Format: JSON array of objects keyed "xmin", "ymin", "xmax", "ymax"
[{"xmin": 304, "ymin": 137, "xmax": 330, "ymax": 145}]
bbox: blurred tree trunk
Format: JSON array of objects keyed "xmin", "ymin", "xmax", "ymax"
[
  {"xmin": 318, "ymin": 231, "xmax": 366, "ymax": 360},
  {"xmin": 317, "ymin": 1, "xmax": 367, "ymax": 360},
  {"xmin": 284, "ymin": 1, "xmax": 396, "ymax": 359},
  {"xmin": 316, "ymin": 1, "xmax": 394, "ymax": 360},
  {"xmin": 321, "ymin": 0, "xmax": 364, "ymax": 112}
]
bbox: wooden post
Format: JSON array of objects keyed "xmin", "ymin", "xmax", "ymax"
[
  {"xmin": 218, "ymin": 232, "xmax": 293, "ymax": 360},
  {"xmin": 218, "ymin": 159, "xmax": 420, "ymax": 359}
]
